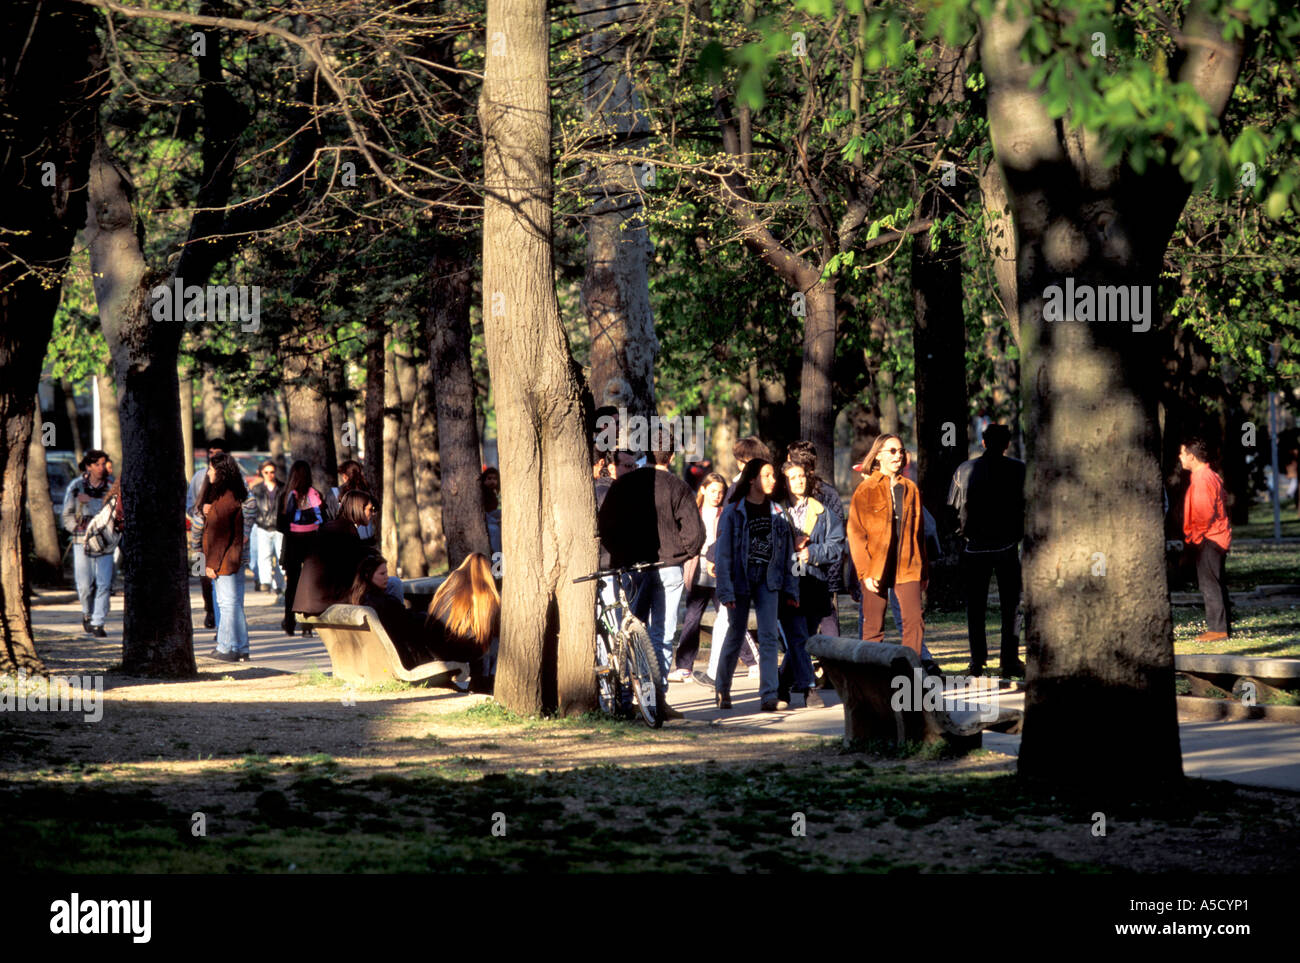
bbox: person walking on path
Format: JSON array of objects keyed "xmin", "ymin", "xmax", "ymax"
[
  {"xmin": 62, "ymin": 449, "xmax": 114, "ymax": 637},
  {"xmin": 1181, "ymin": 436, "xmax": 1233, "ymax": 641},
  {"xmin": 947, "ymin": 424, "xmax": 1026, "ymax": 677},
  {"xmin": 779, "ymin": 460, "xmax": 844, "ymax": 707},
  {"xmin": 249, "ymin": 461, "xmax": 284, "ymax": 598},
  {"xmin": 199, "ymin": 452, "xmax": 251, "ymax": 662},
  {"xmin": 714, "ymin": 458, "xmax": 799, "ymax": 711},
  {"xmin": 279, "ymin": 460, "xmax": 325, "ymax": 637},
  {"xmin": 785, "ymin": 441, "xmax": 846, "ymax": 637},
  {"xmin": 672, "ymin": 472, "xmax": 727, "ymax": 682},
  {"xmin": 187, "ymin": 438, "xmax": 228, "ymax": 629},
  {"xmin": 847, "ymin": 434, "xmax": 928, "ymax": 655},
  {"xmin": 598, "ymin": 432, "xmax": 705, "ymax": 707}
]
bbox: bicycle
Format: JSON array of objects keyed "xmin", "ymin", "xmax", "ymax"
[{"xmin": 573, "ymin": 562, "xmax": 666, "ymax": 728}]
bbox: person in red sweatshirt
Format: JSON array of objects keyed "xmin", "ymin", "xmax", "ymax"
[{"xmin": 1180, "ymin": 436, "xmax": 1232, "ymax": 641}]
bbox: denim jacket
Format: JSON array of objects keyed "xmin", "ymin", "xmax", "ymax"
[
  {"xmin": 783, "ymin": 496, "xmax": 845, "ymax": 584},
  {"xmin": 715, "ymin": 498, "xmax": 799, "ymax": 605}
]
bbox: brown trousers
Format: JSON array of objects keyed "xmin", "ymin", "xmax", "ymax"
[{"xmin": 861, "ymin": 580, "xmax": 924, "ymax": 655}]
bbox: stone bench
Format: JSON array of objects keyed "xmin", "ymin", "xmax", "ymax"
[
  {"xmin": 806, "ymin": 636, "xmax": 1020, "ymax": 751},
  {"xmin": 298, "ymin": 603, "xmax": 468, "ymax": 688},
  {"xmin": 1175, "ymin": 654, "xmax": 1300, "ymax": 702},
  {"xmin": 400, "ymin": 576, "xmax": 447, "ymax": 613}
]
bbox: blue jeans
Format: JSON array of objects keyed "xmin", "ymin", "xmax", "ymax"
[
  {"xmin": 252, "ymin": 526, "xmax": 284, "ymax": 591},
  {"xmin": 716, "ymin": 568, "xmax": 781, "ymax": 704},
  {"xmin": 73, "ymin": 543, "xmax": 115, "ymax": 627},
  {"xmin": 778, "ymin": 605, "xmax": 815, "ymax": 692},
  {"xmin": 215, "ymin": 573, "xmax": 250, "ymax": 656},
  {"xmin": 632, "ymin": 564, "xmax": 685, "ymax": 685}
]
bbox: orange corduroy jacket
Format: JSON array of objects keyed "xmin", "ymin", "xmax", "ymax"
[{"xmin": 847, "ymin": 471, "xmax": 928, "ymax": 587}]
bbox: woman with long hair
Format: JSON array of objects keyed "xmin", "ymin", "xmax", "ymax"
[
  {"xmin": 713, "ymin": 458, "xmax": 799, "ymax": 712},
  {"xmin": 199, "ymin": 452, "xmax": 251, "ymax": 661},
  {"xmin": 671, "ymin": 472, "xmax": 727, "ymax": 682},
  {"xmin": 279, "ymin": 460, "xmax": 324, "ymax": 636},
  {"xmin": 846, "ymin": 433, "xmax": 928, "ymax": 654}
]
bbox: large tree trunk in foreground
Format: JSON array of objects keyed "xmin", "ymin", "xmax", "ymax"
[
  {"xmin": 482, "ymin": 0, "xmax": 597, "ymax": 715},
  {"xmin": 0, "ymin": 0, "xmax": 100, "ymax": 673},
  {"xmin": 86, "ymin": 137, "xmax": 195, "ymax": 677},
  {"xmin": 26, "ymin": 410, "xmax": 64, "ymax": 585},
  {"xmin": 981, "ymin": 1, "xmax": 1243, "ymax": 786},
  {"xmin": 426, "ymin": 241, "xmax": 490, "ymax": 569},
  {"xmin": 579, "ymin": 0, "xmax": 658, "ymax": 417}
]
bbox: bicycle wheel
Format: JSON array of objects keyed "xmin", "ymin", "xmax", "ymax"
[
  {"xmin": 594, "ymin": 626, "xmax": 619, "ymax": 716},
  {"xmin": 622, "ymin": 619, "xmax": 665, "ymax": 729}
]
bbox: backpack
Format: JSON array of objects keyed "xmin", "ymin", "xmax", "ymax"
[{"xmin": 84, "ymin": 493, "xmax": 121, "ymax": 556}]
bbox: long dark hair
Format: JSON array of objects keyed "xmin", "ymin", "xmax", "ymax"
[
  {"xmin": 338, "ymin": 459, "xmax": 370, "ymax": 495},
  {"xmin": 281, "ymin": 460, "xmax": 314, "ymax": 513},
  {"xmin": 349, "ymin": 554, "xmax": 388, "ymax": 605},
  {"xmin": 727, "ymin": 458, "xmax": 771, "ymax": 505},
  {"xmin": 197, "ymin": 451, "xmax": 248, "ymax": 505}
]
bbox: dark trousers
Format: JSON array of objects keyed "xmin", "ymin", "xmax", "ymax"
[
  {"xmin": 675, "ymin": 582, "xmax": 715, "ymax": 671},
  {"xmin": 200, "ymin": 576, "xmax": 214, "ymax": 616},
  {"xmin": 282, "ymin": 532, "xmax": 310, "ymax": 632},
  {"xmin": 1195, "ymin": 540, "xmax": 1231, "ymax": 634},
  {"xmin": 962, "ymin": 546, "xmax": 1021, "ymax": 668},
  {"xmin": 862, "ymin": 580, "xmax": 924, "ymax": 654}
]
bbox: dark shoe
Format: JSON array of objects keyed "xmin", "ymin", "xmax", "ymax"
[
  {"xmin": 805, "ymin": 688, "xmax": 826, "ymax": 709},
  {"xmin": 760, "ymin": 699, "xmax": 780, "ymax": 712},
  {"xmin": 238, "ymin": 652, "xmax": 251, "ymax": 662},
  {"xmin": 921, "ymin": 659, "xmax": 944, "ymax": 679},
  {"xmin": 91, "ymin": 624, "xmax": 107, "ymax": 638},
  {"xmin": 715, "ymin": 692, "xmax": 732, "ymax": 710},
  {"xmin": 301, "ymin": 626, "xmax": 315, "ymax": 638},
  {"xmin": 663, "ymin": 703, "xmax": 685, "ymax": 721},
  {"xmin": 82, "ymin": 618, "xmax": 92, "ymax": 635},
  {"xmin": 693, "ymin": 671, "xmax": 715, "ymax": 689},
  {"xmin": 282, "ymin": 618, "xmax": 295, "ymax": 636},
  {"xmin": 208, "ymin": 648, "xmax": 240, "ymax": 663},
  {"xmin": 777, "ymin": 686, "xmax": 790, "ymax": 705},
  {"xmin": 259, "ymin": 584, "xmax": 271, "ymax": 592},
  {"xmin": 204, "ymin": 612, "xmax": 216, "ymax": 629},
  {"xmin": 1000, "ymin": 659, "xmax": 1026, "ymax": 678},
  {"xmin": 967, "ymin": 662, "xmax": 986, "ymax": 678}
]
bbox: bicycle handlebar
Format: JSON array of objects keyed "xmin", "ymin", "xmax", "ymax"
[{"xmin": 572, "ymin": 560, "xmax": 671, "ymax": 584}]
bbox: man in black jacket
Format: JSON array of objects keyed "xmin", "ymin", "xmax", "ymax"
[
  {"xmin": 598, "ymin": 434, "xmax": 705, "ymax": 694},
  {"xmin": 948, "ymin": 424, "xmax": 1026, "ymax": 678}
]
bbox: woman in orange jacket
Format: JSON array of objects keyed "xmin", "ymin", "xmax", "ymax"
[{"xmin": 846, "ymin": 433, "xmax": 928, "ymax": 654}]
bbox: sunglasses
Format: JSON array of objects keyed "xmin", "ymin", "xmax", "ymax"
[{"xmin": 881, "ymin": 447, "xmax": 904, "ymax": 455}]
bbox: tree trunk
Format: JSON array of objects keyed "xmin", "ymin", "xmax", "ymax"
[
  {"xmin": 708, "ymin": 379, "xmax": 747, "ymax": 481},
  {"xmin": 96, "ymin": 369, "xmax": 123, "ymax": 471},
  {"xmin": 282, "ymin": 317, "xmax": 337, "ymax": 496},
  {"xmin": 200, "ymin": 367, "xmax": 227, "ymax": 443},
  {"xmin": 381, "ymin": 335, "xmax": 400, "ymax": 570},
  {"xmin": 179, "ymin": 368, "xmax": 194, "ymax": 479},
  {"xmin": 980, "ymin": 2, "xmax": 1244, "ymax": 786},
  {"xmin": 327, "ymin": 356, "xmax": 354, "ymax": 461},
  {"xmin": 391, "ymin": 345, "xmax": 428, "ymax": 577},
  {"xmin": 363, "ymin": 320, "xmax": 385, "ymax": 493},
  {"xmin": 426, "ymin": 241, "xmax": 490, "ymax": 569},
  {"xmin": 86, "ymin": 136, "xmax": 195, "ymax": 678},
  {"xmin": 58, "ymin": 380, "xmax": 85, "ymax": 465},
  {"xmin": 26, "ymin": 403, "xmax": 64, "ymax": 585},
  {"xmin": 578, "ymin": 0, "xmax": 658, "ymax": 418},
  {"xmin": 410, "ymin": 354, "xmax": 446, "ymax": 571},
  {"xmin": 0, "ymin": 0, "xmax": 99, "ymax": 673},
  {"xmin": 262, "ymin": 393, "xmax": 284, "ymax": 460},
  {"xmin": 482, "ymin": 0, "xmax": 597, "ymax": 715},
  {"xmin": 800, "ymin": 279, "xmax": 838, "ymax": 473}
]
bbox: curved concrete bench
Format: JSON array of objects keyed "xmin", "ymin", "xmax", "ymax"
[
  {"xmin": 806, "ymin": 636, "xmax": 1015, "ymax": 751},
  {"xmin": 299, "ymin": 603, "xmax": 468, "ymax": 688}
]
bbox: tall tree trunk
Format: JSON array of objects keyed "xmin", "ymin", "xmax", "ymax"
[
  {"xmin": 200, "ymin": 366, "xmax": 227, "ymax": 443},
  {"xmin": 363, "ymin": 320, "xmax": 385, "ymax": 494},
  {"xmin": 0, "ymin": 0, "xmax": 98, "ymax": 672},
  {"xmin": 96, "ymin": 369, "xmax": 123, "ymax": 471},
  {"xmin": 392, "ymin": 346, "xmax": 427, "ymax": 577},
  {"xmin": 482, "ymin": 0, "xmax": 597, "ymax": 715},
  {"xmin": 410, "ymin": 352, "xmax": 446, "ymax": 571},
  {"xmin": 261, "ymin": 393, "xmax": 284, "ymax": 459},
  {"xmin": 578, "ymin": 0, "xmax": 658, "ymax": 417},
  {"xmin": 86, "ymin": 136, "xmax": 194, "ymax": 678},
  {"xmin": 282, "ymin": 317, "xmax": 337, "ymax": 496},
  {"xmin": 426, "ymin": 241, "xmax": 490, "ymax": 569},
  {"xmin": 327, "ymin": 356, "xmax": 353, "ymax": 461},
  {"xmin": 381, "ymin": 335, "xmax": 400, "ymax": 570},
  {"xmin": 981, "ymin": 1, "xmax": 1244, "ymax": 786},
  {"xmin": 58, "ymin": 380, "xmax": 86, "ymax": 464},
  {"xmin": 26, "ymin": 399, "xmax": 64, "ymax": 584},
  {"xmin": 708, "ymin": 378, "xmax": 747, "ymax": 481},
  {"xmin": 179, "ymin": 367, "xmax": 194, "ymax": 479},
  {"xmin": 800, "ymin": 280, "xmax": 838, "ymax": 472}
]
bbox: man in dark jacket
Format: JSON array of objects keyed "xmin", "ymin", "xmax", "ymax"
[
  {"xmin": 948, "ymin": 424, "xmax": 1026, "ymax": 678},
  {"xmin": 598, "ymin": 434, "xmax": 705, "ymax": 692}
]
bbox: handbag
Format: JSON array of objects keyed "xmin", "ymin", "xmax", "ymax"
[{"xmin": 83, "ymin": 494, "xmax": 121, "ymax": 556}]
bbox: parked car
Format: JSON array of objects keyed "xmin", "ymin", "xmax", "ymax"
[{"xmin": 44, "ymin": 451, "xmax": 79, "ymax": 511}]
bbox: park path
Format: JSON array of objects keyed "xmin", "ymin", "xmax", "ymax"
[{"xmin": 26, "ymin": 577, "xmax": 1300, "ymax": 793}]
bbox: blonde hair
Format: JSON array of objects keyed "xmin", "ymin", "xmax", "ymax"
[{"xmin": 427, "ymin": 553, "xmax": 500, "ymax": 652}]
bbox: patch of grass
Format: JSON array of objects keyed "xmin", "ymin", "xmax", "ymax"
[{"xmin": 1174, "ymin": 606, "xmax": 1300, "ymax": 657}]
